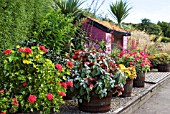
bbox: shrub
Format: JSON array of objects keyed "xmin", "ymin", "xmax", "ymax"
[
  {"xmin": 33, "ymin": 9, "xmax": 78, "ymax": 55},
  {"xmin": 0, "ymin": 45, "xmax": 72, "ymax": 113}
]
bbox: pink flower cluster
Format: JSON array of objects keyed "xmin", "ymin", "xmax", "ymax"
[{"xmin": 46, "ymin": 93, "xmax": 54, "ymax": 100}]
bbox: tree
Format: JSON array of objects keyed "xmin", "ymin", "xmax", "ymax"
[
  {"xmin": 136, "ymin": 18, "xmax": 162, "ymax": 36},
  {"xmin": 109, "ymin": 0, "xmax": 132, "ymax": 27},
  {"xmin": 157, "ymin": 21, "xmax": 170, "ymax": 38}
]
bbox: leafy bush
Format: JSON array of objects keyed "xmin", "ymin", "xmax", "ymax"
[
  {"xmin": 0, "ymin": 45, "xmax": 73, "ymax": 113},
  {"xmin": 33, "ymin": 9, "xmax": 78, "ymax": 55},
  {"xmin": 0, "ymin": 0, "xmax": 52, "ymax": 51}
]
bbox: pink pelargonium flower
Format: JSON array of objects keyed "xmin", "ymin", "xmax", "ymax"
[
  {"xmin": 2, "ymin": 49, "xmax": 11, "ymax": 55},
  {"xmin": 66, "ymin": 81, "xmax": 73, "ymax": 87},
  {"xmin": 55, "ymin": 64, "xmax": 62, "ymax": 72},
  {"xmin": 28, "ymin": 95, "xmax": 37, "ymax": 104},
  {"xmin": 129, "ymin": 62, "xmax": 133, "ymax": 65},
  {"xmin": 66, "ymin": 61, "xmax": 73, "ymax": 69},
  {"xmin": 23, "ymin": 82, "xmax": 27, "ymax": 87},
  {"xmin": 140, "ymin": 63, "xmax": 145, "ymax": 67},
  {"xmin": 89, "ymin": 84, "xmax": 94, "ymax": 90},
  {"xmin": 46, "ymin": 93, "xmax": 54, "ymax": 100},
  {"xmin": 58, "ymin": 92, "xmax": 66, "ymax": 97}
]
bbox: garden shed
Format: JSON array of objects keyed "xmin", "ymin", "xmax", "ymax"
[{"xmin": 81, "ymin": 16, "xmax": 131, "ymax": 53}]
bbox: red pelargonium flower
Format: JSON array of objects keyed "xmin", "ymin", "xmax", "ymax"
[
  {"xmin": 23, "ymin": 82, "xmax": 27, "ymax": 87},
  {"xmin": 0, "ymin": 112, "xmax": 6, "ymax": 114},
  {"xmin": 46, "ymin": 93, "xmax": 54, "ymax": 100},
  {"xmin": 2, "ymin": 49, "xmax": 11, "ymax": 55},
  {"xmin": 13, "ymin": 101, "xmax": 19, "ymax": 106},
  {"xmin": 28, "ymin": 95, "xmax": 37, "ymax": 104},
  {"xmin": 58, "ymin": 92, "xmax": 66, "ymax": 97},
  {"xmin": 39, "ymin": 45, "xmax": 48, "ymax": 53},
  {"xmin": 129, "ymin": 62, "xmax": 133, "ymax": 65},
  {"xmin": 66, "ymin": 61, "xmax": 73, "ymax": 69},
  {"xmin": 12, "ymin": 98, "xmax": 17, "ymax": 101},
  {"xmin": 66, "ymin": 81, "xmax": 73, "ymax": 87},
  {"xmin": 55, "ymin": 64, "xmax": 62, "ymax": 72},
  {"xmin": 0, "ymin": 89, "xmax": 4, "ymax": 93},
  {"xmin": 25, "ymin": 47, "xmax": 32, "ymax": 54},
  {"xmin": 60, "ymin": 82, "xmax": 67, "ymax": 88},
  {"xmin": 18, "ymin": 48, "xmax": 25, "ymax": 53}
]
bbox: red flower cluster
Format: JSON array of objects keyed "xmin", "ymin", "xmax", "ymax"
[
  {"xmin": 0, "ymin": 112, "xmax": 6, "ymax": 114},
  {"xmin": 72, "ymin": 50, "xmax": 83, "ymax": 60},
  {"xmin": 55, "ymin": 64, "xmax": 62, "ymax": 72},
  {"xmin": 60, "ymin": 81, "xmax": 73, "ymax": 88},
  {"xmin": 28, "ymin": 95, "xmax": 37, "ymax": 104},
  {"xmin": 23, "ymin": 82, "xmax": 27, "ymax": 87},
  {"xmin": 0, "ymin": 89, "xmax": 4, "ymax": 93},
  {"xmin": 58, "ymin": 92, "xmax": 66, "ymax": 97},
  {"xmin": 2, "ymin": 49, "xmax": 11, "ymax": 55},
  {"xmin": 19, "ymin": 47, "xmax": 32, "ymax": 54},
  {"xmin": 39, "ymin": 45, "xmax": 48, "ymax": 53},
  {"xmin": 12, "ymin": 98, "xmax": 19, "ymax": 106},
  {"xmin": 66, "ymin": 61, "xmax": 73, "ymax": 69},
  {"xmin": 46, "ymin": 93, "xmax": 54, "ymax": 100}
]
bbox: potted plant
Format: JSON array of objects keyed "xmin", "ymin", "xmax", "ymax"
[
  {"xmin": 152, "ymin": 53, "xmax": 170, "ymax": 72},
  {"xmin": 118, "ymin": 64, "xmax": 137, "ymax": 97},
  {"xmin": 0, "ymin": 45, "xmax": 72, "ymax": 114},
  {"xmin": 115, "ymin": 50, "xmax": 151, "ymax": 87},
  {"xmin": 70, "ymin": 47, "xmax": 126, "ymax": 113}
]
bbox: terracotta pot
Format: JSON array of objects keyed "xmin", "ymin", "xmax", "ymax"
[
  {"xmin": 133, "ymin": 73, "xmax": 145, "ymax": 88},
  {"xmin": 78, "ymin": 92, "xmax": 112, "ymax": 113},
  {"xmin": 121, "ymin": 78, "xmax": 133, "ymax": 97}
]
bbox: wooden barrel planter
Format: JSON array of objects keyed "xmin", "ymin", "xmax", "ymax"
[
  {"xmin": 78, "ymin": 92, "xmax": 112, "ymax": 113},
  {"xmin": 121, "ymin": 78, "xmax": 133, "ymax": 97},
  {"xmin": 133, "ymin": 73, "xmax": 145, "ymax": 87},
  {"xmin": 157, "ymin": 64, "xmax": 170, "ymax": 72}
]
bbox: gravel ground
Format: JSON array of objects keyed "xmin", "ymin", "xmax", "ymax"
[{"xmin": 57, "ymin": 83, "xmax": 153, "ymax": 114}]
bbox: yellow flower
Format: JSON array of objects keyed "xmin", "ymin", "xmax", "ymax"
[
  {"xmin": 16, "ymin": 45, "xmax": 20, "ymax": 48},
  {"xmin": 23, "ymin": 60, "xmax": 31, "ymax": 64},
  {"xmin": 21, "ymin": 53, "xmax": 25, "ymax": 57}
]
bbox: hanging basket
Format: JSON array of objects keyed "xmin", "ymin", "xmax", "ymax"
[
  {"xmin": 133, "ymin": 73, "xmax": 145, "ymax": 87},
  {"xmin": 78, "ymin": 92, "xmax": 112, "ymax": 113}
]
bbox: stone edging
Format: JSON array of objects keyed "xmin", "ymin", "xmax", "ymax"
[{"xmin": 112, "ymin": 73, "xmax": 170, "ymax": 114}]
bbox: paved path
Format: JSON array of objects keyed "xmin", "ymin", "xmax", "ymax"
[{"xmin": 133, "ymin": 81, "xmax": 170, "ymax": 114}]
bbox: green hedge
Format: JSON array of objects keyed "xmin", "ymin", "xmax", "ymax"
[{"xmin": 0, "ymin": 0, "xmax": 52, "ymax": 51}]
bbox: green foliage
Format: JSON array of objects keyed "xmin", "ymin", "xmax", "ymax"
[
  {"xmin": 54, "ymin": 0, "xmax": 84, "ymax": 16},
  {"xmin": 161, "ymin": 36, "xmax": 170, "ymax": 43},
  {"xmin": 33, "ymin": 9, "xmax": 77, "ymax": 55},
  {"xmin": 70, "ymin": 48, "xmax": 126, "ymax": 102},
  {"xmin": 109, "ymin": 0, "xmax": 132, "ymax": 26},
  {"xmin": 157, "ymin": 21, "xmax": 170, "ymax": 38},
  {"xmin": 0, "ymin": 46, "xmax": 69, "ymax": 113},
  {"xmin": 0, "ymin": 0, "xmax": 52, "ymax": 51},
  {"xmin": 136, "ymin": 18, "xmax": 162, "ymax": 36}
]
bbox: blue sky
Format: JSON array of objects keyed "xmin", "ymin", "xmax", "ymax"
[{"xmin": 82, "ymin": 0, "xmax": 170, "ymax": 24}]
